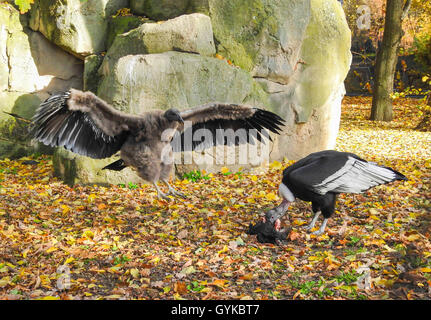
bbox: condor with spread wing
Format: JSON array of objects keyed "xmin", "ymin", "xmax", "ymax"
[
  {"xmin": 31, "ymin": 89, "xmax": 285, "ymax": 199},
  {"xmin": 264, "ymin": 150, "xmax": 407, "ymax": 235}
]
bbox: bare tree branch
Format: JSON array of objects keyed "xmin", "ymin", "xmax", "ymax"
[
  {"xmin": 402, "ymin": 0, "xmax": 412, "ymax": 20},
  {"xmin": 3, "ymin": 111, "xmax": 31, "ymax": 123}
]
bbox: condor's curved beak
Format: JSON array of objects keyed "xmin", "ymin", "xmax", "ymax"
[
  {"xmin": 264, "ymin": 199, "xmax": 290, "ymax": 224},
  {"xmin": 178, "ymin": 115, "xmax": 184, "ymax": 124}
]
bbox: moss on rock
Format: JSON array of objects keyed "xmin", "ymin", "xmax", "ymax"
[
  {"xmin": 106, "ymin": 15, "xmax": 146, "ymax": 50},
  {"xmin": 53, "ymin": 148, "xmax": 143, "ymax": 186},
  {"xmin": 0, "ymin": 92, "xmax": 45, "ymax": 159}
]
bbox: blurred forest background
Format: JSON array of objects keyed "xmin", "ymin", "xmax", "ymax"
[{"xmin": 343, "ymin": 0, "xmax": 430, "ymax": 97}]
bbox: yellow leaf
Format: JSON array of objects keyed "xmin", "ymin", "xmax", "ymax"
[
  {"xmin": 220, "ymin": 167, "xmax": 230, "ymax": 174},
  {"xmin": 239, "ymin": 273, "xmax": 254, "ymax": 280},
  {"xmin": 83, "ymin": 230, "xmax": 94, "ymax": 239},
  {"xmin": 37, "ymin": 296, "xmax": 60, "ymax": 300},
  {"xmin": 419, "ymin": 267, "xmax": 431, "ymax": 273},
  {"xmin": 269, "ymin": 161, "xmax": 282, "ymax": 170},
  {"xmin": 406, "ymin": 234, "xmax": 420, "ymax": 241},
  {"xmin": 293, "ymin": 219, "xmax": 306, "ymax": 226},
  {"xmin": 317, "ymin": 234, "xmax": 329, "ymax": 240},
  {"xmin": 211, "ymin": 279, "xmax": 227, "ymax": 288},
  {"xmin": 265, "ymin": 192, "xmax": 277, "ymax": 201},
  {"xmin": 251, "ymin": 175, "xmax": 258, "ymax": 182},
  {"xmin": 369, "ymin": 208, "xmax": 379, "ymax": 215},
  {"xmin": 46, "ymin": 247, "xmax": 57, "ymax": 253},
  {"xmin": 65, "ymin": 257, "xmax": 75, "ymax": 264},
  {"xmin": 61, "ymin": 204, "xmax": 70, "ymax": 214},
  {"xmin": 130, "ymin": 268, "xmax": 140, "ymax": 278},
  {"xmin": 149, "ymin": 256, "xmax": 160, "ymax": 264},
  {"xmin": 0, "ymin": 276, "xmax": 10, "ymax": 287},
  {"xmin": 217, "ymin": 245, "xmax": 228, "ymax": 255}
]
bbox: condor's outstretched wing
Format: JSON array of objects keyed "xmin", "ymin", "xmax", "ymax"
[
  {"xmin": 173, "ymin": 102, "xmax": 285, "ymax": 151},
  {"xmin": 30, "ymin": 89, "xmax": 144, "ymax": 159},
  {"xmin": 286, "ymin": 152, "xmax": 407, "ymax": 196}
]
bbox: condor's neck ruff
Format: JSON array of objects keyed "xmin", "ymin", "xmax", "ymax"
[{"xmin": 278, "ymin": 183, "xmax": 295, "ymax": 202}]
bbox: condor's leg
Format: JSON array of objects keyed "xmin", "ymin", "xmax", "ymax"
[
  {"xmin": 304, "ymin": 202, "xmax": 321, "ymax": 231},
  {"xmin": 159, "ymin": 158, "xmax": 186, "ymax": 198},
  {"xmin": 162, "ymin": 179, "xmax": 186, "ymax": 198},
  {"xmin": 152, "ymin": 181, "xmax": 171, "ymax": 200},
  {"xmin": 310, "ymin": 194, "xmax": 336, "ymax": 236},
  {"xmin": 312, "ymin": 218, "xmax": 329, "ymax": 236}
]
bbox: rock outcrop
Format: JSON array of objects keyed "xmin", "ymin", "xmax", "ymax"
[
  {"xmin": 0, "ymin": 0, "xmax": 352, "ymax": 186},
  {"xmin": 28, "ymin": 0, "xmax": 129, "ymax": 57},
  {"xmin": 0, "ymin": 3, "xmax": 83, "ymax": 158}
]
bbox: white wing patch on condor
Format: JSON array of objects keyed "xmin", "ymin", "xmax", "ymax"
[{"xmin": 312, "ymin": 156, "xmax": 398, "ymax": 195}]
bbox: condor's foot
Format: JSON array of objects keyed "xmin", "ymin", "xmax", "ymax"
[
  {"xmin": 163, "ymin": 180, "xmax": 186, "ymax": 199},
  {"xmin": 153, "ymin": 182, "xmax": 173, "ymax": 201}
]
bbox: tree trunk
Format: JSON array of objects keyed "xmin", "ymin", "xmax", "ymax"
[{"xmin": 370, "ymin": 0, "xmax": 411, "ymax": 121}]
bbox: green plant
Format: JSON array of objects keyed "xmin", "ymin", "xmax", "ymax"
[
  {"xmin": 113, "ymin": 255, "xmax": 130, "ymax": 265},
  {"xmin": 234, "ymin": 171, "xmax": 243, "ymax": 179},
  {"xmin": 128, "ymin": 182, "xmax": 139, "ymax": 190},
  {"xmin": 182, "ymin": 170, "xmax": 210, "ymax": 182},
  {"xmin": 347, "ymin": 236, "xmax": 361, "ymax": 247},
  {"xmin": 0, "ymin": 167, "xmax": 17, "ymax": 175},
  {"xmin": 335, "ymin": 270, "xmax": 360, "ymax": 285},
  {"xmin": 287, "ymin": 277, "xmax": 334, "ymax": 298},
  {"xmin": 187, "ymin": 281, "xmax": 205, "ymax": 292},
  {"xmin": 12, "ymin": 0, "xmax": 34, "ymax": 13}
]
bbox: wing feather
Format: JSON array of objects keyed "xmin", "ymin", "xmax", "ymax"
[
  {"xmin": 30, "ymin": 89, "xmax": 142, "ymax": 159},
  {"xmin": 175, "ymin": 102, "xmax": 285, "ymax": 151},
  {"xmin": 312, "ymin": 157, "xmax": 407, "ymax": 195}
]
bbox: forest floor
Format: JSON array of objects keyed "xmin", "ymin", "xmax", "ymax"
[{"xmin": 0, "ymin": 96, "xmax": 430, "ymax": 300}]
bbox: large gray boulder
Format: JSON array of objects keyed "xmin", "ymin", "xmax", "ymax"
[
  {"xmin": 125, "ymin": 0, "xmax": 350, "ymax": 124},
  {"xmin": 102, "ymin": 13, "xmax": 215, "ymax": 71},
  {"xmin": 205, "ymin": 0, "xmax": 311, "ymax": 86},
  {"xmin": 29, "ymin": 0, "xmax": 129, "ymax": 57},
  {"xmin": 98, "ymin": 51, "xmax": 264, "ymax": 112},
  {"xmin": 106, "ymin": 14, "xmax": 146, "ymax": 49},
  {"xmin": 257, "ymin": 0, "xmax": 351, "ymax": 159},
  {"xmin": 53, "ymin": 148, "xmax": 144, "ymax": 186}
]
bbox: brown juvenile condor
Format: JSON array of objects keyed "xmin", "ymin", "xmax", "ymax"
[{"xmin": 30, "ymin": 89, "xmax": 285, "ymax": 199}]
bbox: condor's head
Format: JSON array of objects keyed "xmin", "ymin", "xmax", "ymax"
[{"xmin": 164, "ymin": 108, "xmax": 184, "ymax": 124}]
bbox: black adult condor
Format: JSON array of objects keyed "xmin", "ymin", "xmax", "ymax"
[
  {"xmin": 30, "ymin": 89, "xmax": 285, "ymax": 199},
  {"xmin": 265, "ymin": 150, "xmax": 407, "ymax": 235}
]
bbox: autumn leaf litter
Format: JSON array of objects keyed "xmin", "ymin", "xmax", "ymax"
[{"xmin": 0, "ymin": 97, "xmax": 430, "ymax": 300}]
